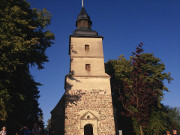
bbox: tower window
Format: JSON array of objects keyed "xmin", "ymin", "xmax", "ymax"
[
  {"xmin": 85, "ymin": 64, "xmax": 90, "ymax": 71},
  {"xmin": 85, "ymin": 45, "xmax": 89, "ymax": 51}
]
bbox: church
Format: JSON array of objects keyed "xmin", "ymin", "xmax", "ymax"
[{"xmin": 51, "ymin": 3, "xmax": 116, "ymax": 135}]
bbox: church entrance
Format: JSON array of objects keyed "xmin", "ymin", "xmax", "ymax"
[{"xmin": 84, "ymin": 124, "xmax": 93, "ymax": 135}]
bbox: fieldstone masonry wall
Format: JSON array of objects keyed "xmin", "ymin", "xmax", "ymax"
[{"xmin": 64, "ymin": 89, "xmax": 116, "ymax": 135}]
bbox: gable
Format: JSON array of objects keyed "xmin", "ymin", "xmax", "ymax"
[{"xmin": 81, "ymin": 111, "xmax": 98, "ymax": 120}]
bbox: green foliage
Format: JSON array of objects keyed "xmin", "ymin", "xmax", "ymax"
[
  {"xmin": 0, "ymin": 0, "xmax": 54, "ymax": 133},
  {"xmin": 143, "ymin": 106, "xmax": 168, "ymax": 135},
  {"xmin": 105, "ymin": 43, "xmax": 173, "ymax": 135},
  {"xmin": 148, "ymin": 112, "xmax": 167, "ymax": 134},
  {"xmin": 165, "ymin": 106, "xmax": 180, "ymax": 132},
  {"xmin": 46, "ymin": 118, "xmax": 52, "ymax": 131},
  {"xmin": 143, "ymin": 105, "xmax": 180, "ymax": 135},
  {"xmin": 0, "ymin": 89, "xmax": 11, "ymax": 121}
]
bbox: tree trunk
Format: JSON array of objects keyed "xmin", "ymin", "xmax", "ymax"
[{"xmin": 140, "ymin": 125, "xmax": 144, "ymax": 135}]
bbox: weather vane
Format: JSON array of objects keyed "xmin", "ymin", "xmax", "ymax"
[{"xmin": 82, "ymin": 0, "xmax": 84, "ymax": 7}]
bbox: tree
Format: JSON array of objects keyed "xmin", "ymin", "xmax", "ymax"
[
  {"xmin": 46, "ymin": 118, "xmax": 52, "ymax": 133},
  {"xmin": 0, "ymin": 0, "xmax": 54, "ymax": 133},
  {"xmin": 165, "ymin": 106, "xmax": 180, "ymax": 133},
  {"xmin": 143, "ymin": 105, "xmax": 180, "ymax": 135},
  {"xmin": 105, "ymin": 43, "xmax": 172, "ymax": 135}
]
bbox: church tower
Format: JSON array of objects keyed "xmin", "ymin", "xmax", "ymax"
[
  {"xmin": 51, "ymin": 4, "xmax": 116, "ymax": 135},
  {"xmin": 64, "ymin": 5, "xmax": 116, "ymax": 135}
]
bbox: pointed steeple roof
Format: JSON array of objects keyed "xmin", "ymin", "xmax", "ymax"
[
  {"xmin": 73, "ymin": 7, "xmax": 101, "ymax": 36},
  {"xmin": 76, "ymin": 7, "xmax": 92, "ymax": 27}
]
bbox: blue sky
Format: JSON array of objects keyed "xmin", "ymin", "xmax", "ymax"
[{"xmin": 27, "ymin": 0, "xmax": 180, "ymax": 126}]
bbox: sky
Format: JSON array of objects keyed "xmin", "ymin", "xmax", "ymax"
[{"xmin": 27, "ymin": 0, "xmax": 180, "ymax": 126}]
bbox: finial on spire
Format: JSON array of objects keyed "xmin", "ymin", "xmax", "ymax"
[{"xmin": 82, "ymin": 0, "xmax": 84, "ymax": 7}]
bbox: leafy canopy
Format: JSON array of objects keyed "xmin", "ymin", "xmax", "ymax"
[
  {"xmin": 0, "ymin": 0, "xmax": 54, "ymax": 133},
  {"xmin": 105, "ymin": 43, "xmax": 173, "ymax": 135}
]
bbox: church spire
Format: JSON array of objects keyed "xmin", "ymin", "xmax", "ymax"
[
  {"xmin": 76, "ymin": 7, "xmax": 92, "ymax": 29},
  {"xmin": 73, "ymin": 2, "xmax": 98, "ymax": 36}
]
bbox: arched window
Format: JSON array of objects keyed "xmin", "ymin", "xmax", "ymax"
[{"xmin": 84, "ymin": 124, "xmax": 93, "ymax": 135}]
